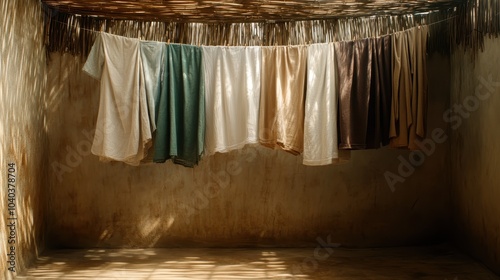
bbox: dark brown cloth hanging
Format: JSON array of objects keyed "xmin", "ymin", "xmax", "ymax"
[
  {"xmin": 367, "ymin": 35, "xmax": 393, "ymax": 148},
  {"xmin": 335, "ymin": 36, "xmax": 393, "ymax": 150},
  {"xmin": 335, "ymin": 38, "xmax": 372, "ymax": 150}
]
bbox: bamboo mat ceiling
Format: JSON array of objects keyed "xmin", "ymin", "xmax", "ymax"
[{"xmin": 42, "ymin": 0, "xmax": 464, "ymax": 22}]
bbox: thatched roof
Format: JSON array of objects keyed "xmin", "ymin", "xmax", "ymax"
[
  {"xmin": 42, "ymin": 0, "xmax": 464, "ymax": 23},
  {"xmin": 41, "ymin": 0, "xmax": 499, "ymax": 57}
]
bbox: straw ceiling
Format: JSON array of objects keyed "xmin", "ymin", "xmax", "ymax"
[
  {"xmin": 41, "ymin": 0, "xmax": 465, "ymax": 22},
  {"xmin": 41, "ymin": 0, "xmax": 499, "ymax": 57}
]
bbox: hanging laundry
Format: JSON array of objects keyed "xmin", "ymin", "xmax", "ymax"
[
  {"xmin": 367, "ymin": 35, "xmax": 393, "ymax": 148},
  {"xmin": 408, "ymin": 26, "xmax": 429, "ymax": 150},
  {"xmin": 83, "ymin": 32, "xmax": 152, "ymax": 166},
  {"xmin": 390, "ymin": 30, "xmax": 411, "ymax": 148},
  {"xmin": 335, "ymin": 36, "xmax": 393, "ymax": 150},
  {"xmin": 303, "ymin": 43, "xmax": 341, "ymax": 165},
  {"xmin": 259, "ymin": 46, "xmax": 307, "ymax": 155},
  {"xmin": 140, "ymin": 41, "xmax": 165, "ymax": 131},
  {"xmin": 390, "ymin": 26, "xmax": 428, "ymax": 149},
  {"xmin": 202, "ymin": 46, "xmax": 262, "ymax": 155},
  {"xmin": 335, "ymin": 38, "xmax": 373, "ymax": 149},
  {"xmin": 153, "ymin": 44, "xmax": 205, "ymax": 167}
]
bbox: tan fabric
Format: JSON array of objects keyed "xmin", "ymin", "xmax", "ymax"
[
  {"xmin": 259, "ymin": 46, "xmax": 307, "ymax": 155},
  {"xmin": 389, "ymin": 26, "xmax": 428, "ymax": 149},
  {"xmin": 390, "ymin": 27, "xmax": 427, "ymax": 149},
  {"xmin": 390, "ymin": 30, "xmax": 409, "ymax": 148},
  {"xmin": 408, "ymin": 26, "xmax": 428, "ymax": 150}
]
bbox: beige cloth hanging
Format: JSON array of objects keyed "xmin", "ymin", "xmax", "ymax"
[
  {"xmin": 82, "ymin": 32, "xmax": 153, "ymax": 165},
  {"xmin": 390, "ymin": 26, "xmax": 428, "ymax": 149},
  {"xmin": 259, "ymin": 45, "xmax": 307, "ymax": 155},
  {"xmin": 408, "ymin": 26, "xmax": 428, "ymax": 150}
]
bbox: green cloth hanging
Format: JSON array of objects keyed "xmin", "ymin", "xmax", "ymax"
[{"xmin": 154, "ymin": 44, "xmax": 205, "ymax": 167}]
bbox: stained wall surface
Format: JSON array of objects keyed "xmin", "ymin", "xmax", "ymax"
[
  {"xmin": 46, "ymin": 52, "xmax": 451, "ymax": 249},
  {"xmin": 0, "ymin": 0, "xmax": 47, "ymax": 278},
  {"xmin": 451, "ymin": 38, "xmax": 500, "ymax": 274}
]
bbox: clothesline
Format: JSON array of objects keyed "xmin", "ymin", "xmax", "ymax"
[{"xmin": 50, "ymin": 14, "xmax": 455, "ymax": 47}]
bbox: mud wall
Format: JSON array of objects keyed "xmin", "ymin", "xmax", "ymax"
[
  {"xmin": 45, "ymin": 52, "xmax": 451, "ymax": 249},
  {"xmin": 451, "ymin": 38, "xmax": 500, "ymax": 274},
  {"xmin": 0, "ymin": 0, "xmax": 47, "ymax": 278}
]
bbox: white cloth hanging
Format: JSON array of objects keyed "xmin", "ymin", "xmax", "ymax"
[
  {"xmin": 83, "ymin": 32, "xmax": 152, "ymax": 165},
  {"xmin": 303, "ymin": 43, "xmax": 340, "ymax": 165},
  {"xmin": 202, "ymin": 46, "xmax": 262, "ymax": 155}
]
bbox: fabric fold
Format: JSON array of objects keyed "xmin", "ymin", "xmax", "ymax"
[
  {"xmin": 140, "ymin": 41, "xmax": 165, "ymax": 132},
  {"xmin": 368, "ymin": 35, "xmax": 393, "ymax": 148}
]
